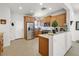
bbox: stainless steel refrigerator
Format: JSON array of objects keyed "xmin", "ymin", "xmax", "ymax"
[{"xmin": 27, "ymin": 23, "xmax": 34, "ymax": 40}]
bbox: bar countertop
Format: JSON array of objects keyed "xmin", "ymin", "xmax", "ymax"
[{"xmin": 39, "ymin": 31, "xmax": 68, "ymax": 39}]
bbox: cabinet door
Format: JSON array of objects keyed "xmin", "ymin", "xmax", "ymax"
[
  {"xmin": 56, "ymin": 14, "xmax": 66, "ymax": 27},
  {"xmin": 39, "ymin": 37, "xmax": 49, "ymax": 56},
  {"xmin": 53, "ymin": 33, "xmax": 65, "ymax": 56},
  {"xmin": 50, "ymin": 16, "xmax": 57, "ymax": 26}
]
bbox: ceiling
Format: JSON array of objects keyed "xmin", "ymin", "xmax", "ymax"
[
  {"xmin": 71, "ymin": 3, "xmax": 79, "ymax": 13},
  {"xmin": 0, "ymin": 3, "xmax": 79, "ymax": 17},
  {"xmin": 0, "ymin": 3, "xmax": 65, "ymax": 17}
]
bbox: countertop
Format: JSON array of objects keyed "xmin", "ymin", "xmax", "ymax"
[
  {"xmin": 39, "ymin": 31, "xmax": 67, "ymax": 39},
  {"xmin": 39, "ymin": 34, "xmax": 53, "ymax": 39}
]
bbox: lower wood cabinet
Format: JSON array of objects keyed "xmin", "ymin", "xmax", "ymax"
[
  {"xmin": 0, "ymin": 34, "xmax": 3, "ymax": 55},
  {"xmin": 34, "ymin": 30, "xmax": 42, "ymax": 37},
  {"xmin": 39, "ymin": 36, "xmax": 49, "ymax": 56}
]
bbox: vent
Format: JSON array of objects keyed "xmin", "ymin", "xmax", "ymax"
[
  {"xmin": 25, "ymin": 13, "xmax": 34, "ymax": 16},
  {"xmin": 41, "ymin": 7, "xmax": 47, "ymax": 10}
]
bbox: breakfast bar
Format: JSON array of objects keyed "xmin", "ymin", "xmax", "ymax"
[{"xmin": 39, "ymin": 32, "xmax": 72, "ymax": 56}]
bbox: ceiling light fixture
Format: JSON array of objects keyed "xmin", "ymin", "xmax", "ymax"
[
  {"xmin": 49, "ymin": 8, "xmax": 52, "ymax": 10},
  {"xmin": 19, "ymin": 6, "xmax": 23, "ymax": 10},
  {"xmin": 40, "ymin": 3, "xmax": 43, "ymax": 5},
  {"xmin": 30, "ymin": 10, "xmax": 33, "ymax": 12}
]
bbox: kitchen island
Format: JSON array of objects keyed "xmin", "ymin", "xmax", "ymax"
[{"xmin": 39, "ymin": 32, "xmax": 72, "ymax": 56}]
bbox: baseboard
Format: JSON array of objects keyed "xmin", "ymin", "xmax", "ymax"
[
  {"xmin": 64, "ymin": 46, "xmax": 72, "ymax": 56},
  {"xmin": 15, "ymin": 38, "xmax": 24, "ymax": 40}
]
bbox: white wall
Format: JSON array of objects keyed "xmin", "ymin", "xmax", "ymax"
[
  {"xmin": 63, "ymin": 4, "xmax": 79, "ymax": 41},
  {"xmin": 0, "ymin": 7, "xmax": 11, "ymax": 47},
  {"xmin": 11, "ymin": 13, "xmax": 24, "ymax": 40},
  {"xmin": 70, "ymin": 14, "xmax": 79, "ymax": 41},
  {"xmin": 64, "ymin": 4, "xmax": 79, "ymax": 41},
  {"xmin": 0, "ymin": 7, "xmax": 24, "ymax": 47},
  {"xmin": 64, "ymin": 4, "xmax": 75, "ymax": 41}
]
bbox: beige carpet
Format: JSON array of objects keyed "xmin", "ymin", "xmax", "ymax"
[{"xmin": 2, "ymin": 38, "xmax": 41, "ymax": 56}]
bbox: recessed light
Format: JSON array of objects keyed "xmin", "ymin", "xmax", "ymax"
[
  {"xmin": 30, "ymin": 10, "xmax": 33, "ymax": 12},
  {"xmin": 49, "ymin": 8, "xmax": 52, "ymax": 10},
  {"xmin": 19, "ymin": 6, "xmax": 23, "ymax": 10},
  {"xmin": 40, "ymin": 3, "xmax": 43, "ymax": 5}
]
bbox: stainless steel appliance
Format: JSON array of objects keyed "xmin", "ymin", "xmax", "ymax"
[{"xmin": 27, "ymin": 23, "xmax": 34, "ymax": 40}]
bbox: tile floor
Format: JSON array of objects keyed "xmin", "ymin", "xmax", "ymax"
[
  {"xmin": 2, "ymin": 38, "xmax": 40, "ymax": 56},
  {"xmin": 65, "ymin": 41, "xmax": 79, "ymax": 56},
  {"xmin": 2, "ymin": 38, "xmax": 79, "ymax": 56}
]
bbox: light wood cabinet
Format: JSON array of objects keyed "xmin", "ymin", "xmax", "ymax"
[
  {"xmin": 50, "ymin": 16, "xmax": 57, "ymax": 26},
  {"xmin": 39, "ymin": 36, "xmax": 49, "ymax": 56},
  {"xmin": 50, "ymin": 13, "xmax": 66, "ymax": 27},
  {"xmin": 34, "ymin": 30, "xmax": 42, "ymax": 37},
  {"xmin": 41, "ymin": 13, "xmax": 66, "ymax": 27},
  {"xmin": 41, "ymin": 16, "xmax": 51, "ymax": 26},
  {"xmin": 0, "ymin": 33, "xmax": 3, "ymax": 55},
  {"xmin": 24, "ymin": 16, "xmax": 35, "ymax": 23},
  {"xmin": 56, "ymin": 14, "xmax": 66, "ymax": 27}
]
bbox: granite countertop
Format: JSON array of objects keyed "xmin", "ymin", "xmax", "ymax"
[
  {"xmin": 39, "ymin": 34, "xmax": 53, "ymax": 39},
  {"xmin": 39, "ymin": 31, "xmax": 68, "ymax": 39}
]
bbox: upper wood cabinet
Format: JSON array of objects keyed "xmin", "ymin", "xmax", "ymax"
[
  {"xmin": 24, "ymin": 16, "xmax": 35, "ymax": 23},
  {"xmin": 41, "ymin": 16, "xmax": 51, "ymax": 23},
  {"xmin": 56, "ymin": 14, "xmax": 66, "ymax": 27},
  {"xmin": 50, "ymin": 16, "xmax": 57, "ymax": 26},
  {"xmin": 41, "ymin": 13, "xmax": 66, "ymax": 27},
  {"xmin": 40, "ymin": 16, "xmax": 51, "ymax": 26}
]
